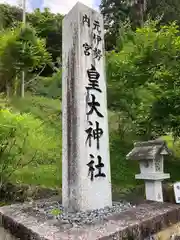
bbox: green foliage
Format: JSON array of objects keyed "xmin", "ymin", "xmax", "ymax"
[
  {"xmin": 12, "ymin": 165, "xmax": 60, "ymax": 187},
  {"xmin": 146, "ymin": 0, "xmax": 180, "ymax": 26},
  {"xmin": 0, "ymin": 4, "xmax": 63, "ymax": 75},
  {"xmin": 100, "ymin": 0, "xmax": 132, "ymax": 50},
  {"xmin": 0, "ymin": 100, "xmax": 62, "ymax": 187},
  {"xmin": 107, "ymin": 21, "xmax": 180, "ymax": 139},
  {"xmin": 10, "ymin": 95, "xmax": 61, "ymax": 163},
  {"xmin": 100, "ymin": 0, "xmax": 180, "ymax": 50},
  {"xmin": 100, "ymin": 0, "xmax": 150, "ymax": 50},
  {"xmin": 3, "ymin": 95, "xmax": 60, "ymax": 187},
  {"xmin": 27, "ymin": 8, "xmax": 63, "ymax": 66},
  {"xmin": 50, "ymin": 208, "xmax": 62, "ymax": 216},
  {"xmin": 110, "ymin": 131, "xmax": 139, "ymax": 186},
  {"xmin": 5, "ymin": 94, "xmax": 138, "ymax": 188},
  {"xmin": 29, "ymin": 70, "xmax": 62, "ymax": 99},
  {"xmin": 0, "ymin": 24, "xmax": 51, "ymax": 95},
  {"xmin": 11, "ymin": 94, "xmax": 61, "ymax": 128},
  {"xmin": 0, "ymin": 108, "xmax": 54, "ymax": 158},
  {"xmin": 0, "ymin": 108, "xmax": 49, "ymax": 185},
  {"xmin": 1, "ymin": 3, "xmax": 180, "ymax": 192},
  {"xmin": 0, "ymin": 3, "xmax": 22, "ymax": 29}
]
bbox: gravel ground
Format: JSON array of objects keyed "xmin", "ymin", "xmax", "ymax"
[{"xmin": 41, "ymin": 201, "xmax": 135, "ymax": 226}]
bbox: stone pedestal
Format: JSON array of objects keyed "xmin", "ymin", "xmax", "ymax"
[
  {"xmin": 62, "ymin": 2, "xmax": 112, "ymax": 212},
  {"xmin": 145, "ymin": 180, "xmax": 163, "ymax": 202},
  {"xmin": 0, "ymin": 227, "xmax": 17, "ymax": 240},
  {"xmin": 136, "ymin": 173, "xmax": 170, "ymax": 202},
  {"xmin": 1, "ymin": 200, "xmax": 180, "ymax": 240}
]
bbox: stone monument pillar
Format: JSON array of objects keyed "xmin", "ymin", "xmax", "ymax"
[{"xmin": 62, "ymin": 2, "xmax": 112, "ymax": 212}]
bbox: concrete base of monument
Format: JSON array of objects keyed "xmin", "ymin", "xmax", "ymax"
[{"xmin": 0, "ymin": 197, "xmax": 180, "ymax": 240}]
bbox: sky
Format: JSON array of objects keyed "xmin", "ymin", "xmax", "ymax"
[{"xmin": 0, "ymin": 0, "xmax": 101, "ymax": 14}]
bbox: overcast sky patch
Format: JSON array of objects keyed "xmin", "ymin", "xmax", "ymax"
[{"xmin": 0, "ymin": 0, "xmax": 100, "ymax": 14}]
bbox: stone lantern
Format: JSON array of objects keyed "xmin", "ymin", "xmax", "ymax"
[{"xmin": 126, "ymin": 139, "xmax": 171, "ymax": 202}]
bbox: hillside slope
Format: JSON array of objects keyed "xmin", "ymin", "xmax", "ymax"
[
  {"xmin": 1, "ymin": 93, "xmax": 179, "ymax": 191},
  {"xmin": 2, "ymin": 94, "xmax": 138, "ymax": 189}
]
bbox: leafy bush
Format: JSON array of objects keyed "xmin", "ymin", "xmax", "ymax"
[
  {"xmin": 0, "ymin": 108, "xmax": 61, "ymax": 186},
  {"xmin": 110, "ymin": 130, "xmax": 139, "ymax": 187},
  {"xmin": 107, "ymin": 21, "xmax": 180, "ymax": 141},
  {"xmin": 11, "ymin": 94, "xmax": 61, "ymax": 130},
  {"xmin": 0, "ymin": 109, "xmax": 49, "ymax": 154},
  {"xmin": 29, "ymin": 70, "xmax": 62, "ymax": 99},
  {"xmin": 0, "ymin": 24, "xmax": 51, "ymax": 96},
  {"xmin": 11, "ymin": 95, "xmax": 61, "ymax": 163}
]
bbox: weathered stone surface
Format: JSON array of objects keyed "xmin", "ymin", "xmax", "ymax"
[
  {"xmin": 127, "ymin": 139, "xmax": 171, "ymax": 203},
  {"xmin": 144, "ymin": 222, "xmax": 180, "ymax": 239},
  {"xmin": 126, "ymin": 139, "xmax": 171, "ymax": 161},
  {"xmin": 0, "ymin": 227, "xmax": 18, "ymax": 240},
  {"xmin": 0, "ymin": 199, "xmax": 180, "ymax": 239},
  {"xmin": 62, "ymin": 2, "xmax": 112, "ymax": 212},
  {"xmin": 174, "ymin": 182, "xmax": 180, "ymax": 204}
]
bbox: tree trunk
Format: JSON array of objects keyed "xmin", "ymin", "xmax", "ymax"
[
  {"xmin": 21, "ymin": 71, "xmax": 25, "ymax": 98},
  {"xmin": 13, "ymin": 76, "xmax": 18, "ymax": 96},
  {"xmin": 6, "ymin": 81, "xmax": 10, "ymax": 98},
  {"xmin": 135, "ymin": 0, "xmax": 147, "ymax": 27},
  {"xmin": 173, "ymin": 135, "xmax": 177, "ymax": 147}
]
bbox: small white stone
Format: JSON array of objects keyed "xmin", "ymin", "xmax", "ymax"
[{"xmin": 173, "ymin": 182, "xmax": 180, "ymax": 204}]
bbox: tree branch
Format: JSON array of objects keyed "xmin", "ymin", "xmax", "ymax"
[{"xmin": 25, "ymin": 64, "xmax": 46, "ymax": 86}]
